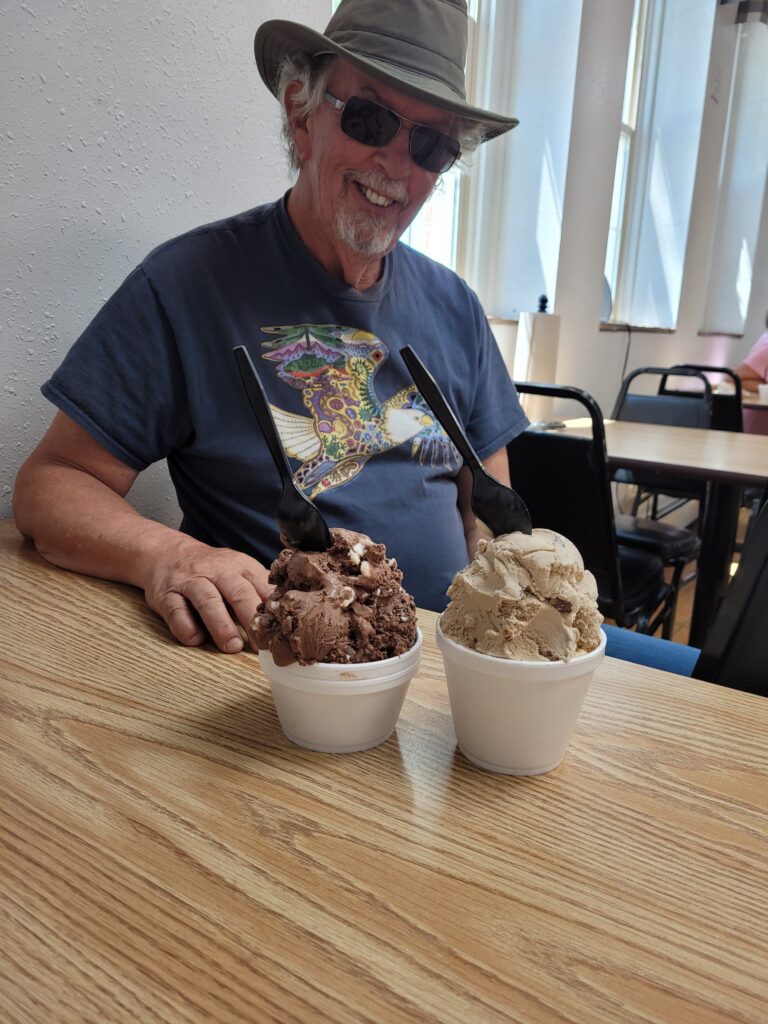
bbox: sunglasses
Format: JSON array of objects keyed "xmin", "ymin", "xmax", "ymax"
[{"xmin": 324, "ymin": 91, "xmax": 461, "ymax": 174}]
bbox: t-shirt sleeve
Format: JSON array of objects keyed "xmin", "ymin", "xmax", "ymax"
[
  {"xmin": 464, "ymin": 295, "xmax": 529, "ymax": 460},
  {"xmin": 41, "ymin": 264, "xmax": 193, "ymax": 470}
]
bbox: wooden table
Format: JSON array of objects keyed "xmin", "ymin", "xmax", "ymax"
[
  {"xmin": 2, "ymin": 521, "xmax": 767, "ymax": 1023},
  {"xmin": 562, "ymin": 418, "xmax": 768, "ymax": 646},
  {"xmin": 742, "ymin": 390, "xmax": 768, "ymax": 410}
]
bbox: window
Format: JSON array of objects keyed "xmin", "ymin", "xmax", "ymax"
[
  {"xmin": 607, "ymin": 0, "xmax": 717, "ymax": 328},
  {"xmin": 400, "ymin": 169, "xmax": 462, "ymax": 268},
  {"xmin": 603, "ymin": 0, "xmax": 648, "ymax": 317},
  {"xmin": 703, "ymin": 20, "xmax": 768, "ymax": 333},
  {"xmin": 462, "ymin": 0, "xmax": 583, "ymax": 317},
  {"xmin": 401, "ymin": 0, "xmax": 480, "ymax": 270}
]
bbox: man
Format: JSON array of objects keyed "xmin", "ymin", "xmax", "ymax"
[{"xmin": 13, "ymin": 0, "xmax": 527, "ymax": 652}]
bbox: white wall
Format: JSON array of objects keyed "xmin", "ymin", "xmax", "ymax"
[{"xmin": 1, "ymin": 0, "xmax": 326, "ymax": 523}]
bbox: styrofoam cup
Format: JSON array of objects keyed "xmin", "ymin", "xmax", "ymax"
[
  {"xmin": 758, "ymin": 383, "xmax": 768, "ymax": 401},
  {"xmin": 436, "ymin": 619, "xmax": 607, "ymax": 775},
  {"xmin": 258, "ymin": 630, "xmax": 422, "ymax": 752}
]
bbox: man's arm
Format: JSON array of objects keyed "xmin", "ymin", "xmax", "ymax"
[
  {"xmin": 457, "ymin": 447, "xmax": 510, "ymax": 557},
  {"xmin": 13, "ymin": 411, "xmax": 271, "ymax": 653}
]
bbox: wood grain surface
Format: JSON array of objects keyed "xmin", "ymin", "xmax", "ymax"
[
  {"xmin": 561, "ymin": 418, "xmax": 768, "ymax": 485},
  {"xmin": 1, "ymin": 520, "xmax": 767, "ymax": 1024},
  {"xmin": 741, "ymin": 391, "xmax": 768, "ymax": 410}
]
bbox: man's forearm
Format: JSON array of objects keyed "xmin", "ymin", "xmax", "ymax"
[
  {"xmin": 13, "ymin": 412, "xmax": 270, "ymax": 652},
  {"xmin": 13, "ymin": 459, "xmax": 197, "ymax": 590}
]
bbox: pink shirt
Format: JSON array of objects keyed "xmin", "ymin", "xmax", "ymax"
[
  {"xmin": 742, "ymin": 330, "xmax": 768, "ymax": 435},
  {"xmin": 743, "ymin": 330, "xmax": 768, "ymax": 380}
]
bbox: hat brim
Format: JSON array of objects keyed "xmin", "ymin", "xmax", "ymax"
[{"xmin": 255, "ymin": 20, "xmax": 518, "ymax": 144}]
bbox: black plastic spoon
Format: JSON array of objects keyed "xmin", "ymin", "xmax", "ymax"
[
  {"xmin": 233, "ymin": 346, "xmax": 333, "ymax": 552},
  {"xmin": 400, "ymin": 345, "xmax": 532, "ymax": 536}
]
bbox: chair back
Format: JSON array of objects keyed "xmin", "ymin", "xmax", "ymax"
[
  {"xmin": 692, "ymin": 497, "xmax": 768, "ymax": 695},
  {"xmin": 508, "ymin": 383, "xmax": 626, "ymax": 624},
  {"xmin": 612, "ymin": 366, "xmax": 713, "ymax": 428},
  {"xmin": 662, "ymin": 364, "xmax": 742, "ymax": 433},
  {"xmin": 611, "ymin": 366, "xmax": 714, "ymax": 505}
]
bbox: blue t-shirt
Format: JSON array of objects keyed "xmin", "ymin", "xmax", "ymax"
[{"xmin": 42, "ymin": 195, "xmax": 528, "ymax": 610}]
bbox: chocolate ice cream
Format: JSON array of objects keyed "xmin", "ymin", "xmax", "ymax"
[{"xmin": 249, "ymin": 529, "xmax": 417, "ymax": 666}]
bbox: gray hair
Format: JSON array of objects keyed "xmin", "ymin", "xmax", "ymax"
[
  {"xmin": 275, "ymin": 54, "xmax": 483, "ymax": 175},
  {"xmin": 276, "ymin": 53, "xmax": 337, "ymax": 173}
]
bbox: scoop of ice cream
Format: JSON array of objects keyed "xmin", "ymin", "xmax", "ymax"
[
  {"xmin": 440, "ymin": 529, "xmax": 602, "ymax": 662},
  {"xmin": 250, "ymin": 528, "xmax": 417, "ymax": 666}
]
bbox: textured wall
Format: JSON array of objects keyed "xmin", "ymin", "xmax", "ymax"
[{"xmin": 1, "ymin": 0, "xmax": 326, "ymax": 524}]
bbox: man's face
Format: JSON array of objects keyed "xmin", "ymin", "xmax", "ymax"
[{"xmin": 295, "ymin": 60, "xmax": 457, "ymax": 261}]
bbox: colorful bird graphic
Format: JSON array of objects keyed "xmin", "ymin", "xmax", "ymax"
[{"xmin": 260, "ymin": 324, "xmax": 460, "ymax": 498}]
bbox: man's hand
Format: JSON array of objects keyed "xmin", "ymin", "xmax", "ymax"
[{"xmin": 141, "ymin": 537, "xmax": 273, "ymax": 653}]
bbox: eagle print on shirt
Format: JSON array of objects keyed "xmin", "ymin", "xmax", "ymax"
[{"xmin": 260, "ymin": 323, "xmax": 460, "ymax": 498}]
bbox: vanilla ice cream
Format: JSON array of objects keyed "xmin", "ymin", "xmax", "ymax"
[{"xmin": 440, "ymin": 529, "xmax": 603, "ymax": 662}]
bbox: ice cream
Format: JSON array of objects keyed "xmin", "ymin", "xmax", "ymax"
[
  {"xmin": 249, "ymin": 528, "xmax": 417, "ymax": 667},
  {"xmin": 440, "ymin": 529, "xmax": 602, "ymax": 662}
]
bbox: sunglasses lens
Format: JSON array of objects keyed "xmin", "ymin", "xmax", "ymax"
[
  {"xmin": 340, "ymin": 96, "xmax": 400, "ymax": 147},
  {"xmin": 411, "ymin": 126, "xmax": 461, "ymax": 173},
  {"xmin": 336, "ymin": 95, "xmax": 461, "ymax": 174}
]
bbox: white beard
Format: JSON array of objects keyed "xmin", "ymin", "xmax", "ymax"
[
  {"xmin": 334, "ymin": 171, "xmax": 409, "ymax": 256},
  {"xmin": 335, "ymin": 206, "xmax": 399, "ymax": 256}
]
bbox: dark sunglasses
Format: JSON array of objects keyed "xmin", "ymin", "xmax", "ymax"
[{"xmin": 324, "ymin": 91, "xmax": 461, "ymax": 174}]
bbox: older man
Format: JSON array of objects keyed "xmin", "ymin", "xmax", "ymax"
[{"xmin": 13, "ymin": 0, "xmax": 526, "ymax": 651}]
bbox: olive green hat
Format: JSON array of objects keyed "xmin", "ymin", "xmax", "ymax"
[{"xmin": 254, "ymin": 0, "xmax": 518, "ymax": 143}]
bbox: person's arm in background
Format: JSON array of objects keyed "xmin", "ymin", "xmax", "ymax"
[
  {"xmin": 734, "ymin": 323, "xmax": 768, "ymax": 390},
  {"xmin": 733, "ymin": 359, "xmax": 764, "ymax": 390},
  {"xmin": 737, "ymin": 362, "xmax": 765, "ymax": 389},
  {"xmin": 456, "ymin": 447, "xmax": 510, "ymax": 557},
  {"xmin": 13, "ymin": 411, "xmax": 271, "ymax": 653}
]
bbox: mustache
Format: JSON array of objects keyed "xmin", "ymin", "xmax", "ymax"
[{"xmin": 346, "ymin": 170, "xmax": 409, "ymax": 205}]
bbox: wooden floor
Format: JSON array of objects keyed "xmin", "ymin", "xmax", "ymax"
[{"xmin": 667, "ymin": 559, "xmax": 699, "ymax": 645}]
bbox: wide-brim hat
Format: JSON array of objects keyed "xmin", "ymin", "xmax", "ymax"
[{"xmin": 254, "ymin": 0, "xmax": 518, "ymax": 144}]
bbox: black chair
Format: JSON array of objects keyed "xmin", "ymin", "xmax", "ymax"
[
  {"xmin": 663, "ymin": 363, "xmax": 762, "ymax": 546},
  {"xmin": 508, "ymin": 382, "xmax": 675, "ymax": 637},
  {"xmin": 662, "ymin": 364, "xmax": 742, "ymax": 432},
  {"xmin": 612, "ymin": 511, "xmax": 700, "ymax": 637},
  {"xmin": 610, "ymin": 366, "xmax": 714, "ymax": 635},
  {"xmin": 667, "ymin": 365, "xmax": 768, "ymax": 550},
  {"xmin": 611, "ymin": 366, "xmax": 714, "ymax": 519},
  {"xmin": 692, "ymin": 496, "xmax": 768, "ymax": 695},
  {"xmin": 612, "ymin": 365, "xmax": 714, "ymax": 429}
]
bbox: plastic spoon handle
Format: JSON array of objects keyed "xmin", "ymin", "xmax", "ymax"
[
  {"xmin": 234, "ymin": 346, "xmax": 295, "ymax": 480},
  {"xmin": 400, "ymin": 346, "xmax": 482, "ymax": 468},
  {"xmin": 233, "ymin": 345, "xmax": 333, "ymax": 552}
]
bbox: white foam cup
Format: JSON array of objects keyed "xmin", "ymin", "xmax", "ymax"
[
  {"xmin": 258, "ymin": 629, "xmax": 422, "ymax": 753},
  {"xmin": 436, "ymin": 619, "xmax": 607, "ymax": 775},
  {"xmin": 758, "ymin": 383, "xmax": 768, "ymax": 402}
]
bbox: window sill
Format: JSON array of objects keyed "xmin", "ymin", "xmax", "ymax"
[
  {"xmin": 697, "ymin": 330, "xmax": 743, "ymax": 339},
  {"xmin": 599, "ymin": 321, "xmax": 675, "ymax": 333}
]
